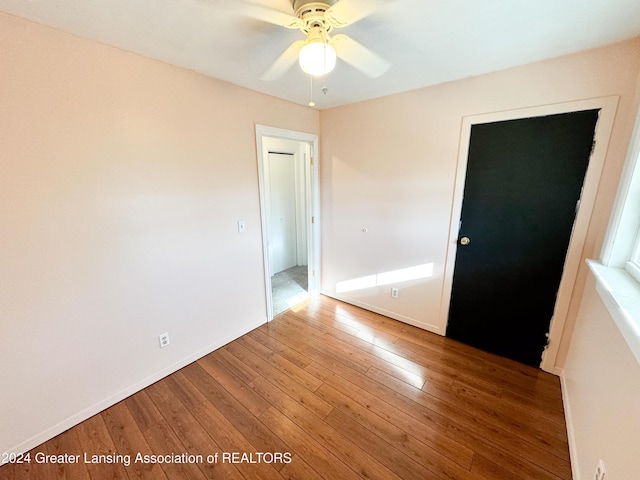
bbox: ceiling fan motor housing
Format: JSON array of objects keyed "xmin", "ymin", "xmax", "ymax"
[
  {"xmin": 293, "ymin": 0, "xmax": 337, "ymax": 15},
  {"xmin": 293, "ymin": 0, "xmax": 337, "ymax": 32}
]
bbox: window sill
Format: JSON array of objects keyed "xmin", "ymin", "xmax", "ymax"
[{"xmin": 587, "ymin": 259, "xmax": 640, "ymax": 366}]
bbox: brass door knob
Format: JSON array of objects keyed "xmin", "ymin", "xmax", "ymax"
[{"xmin": 460, "ymin": 236, "xmax": 470, "ymax": 246}]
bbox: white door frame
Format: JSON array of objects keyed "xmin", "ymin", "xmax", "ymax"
[
  {"xmin": 439, "ymin": 96, "xmax": 618, "ymax": 372},
  {"xmin": 256, "ymin": 125, "xmax": 320, "ymax": 321}
]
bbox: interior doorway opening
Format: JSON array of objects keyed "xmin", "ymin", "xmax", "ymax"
[
  {"xmin": 256, "ymin": 126, "xmax": 320, "ymax": 320},
  {"xmin": 266, "ymin": 150, "xmax": 309, "ymax": 316}
]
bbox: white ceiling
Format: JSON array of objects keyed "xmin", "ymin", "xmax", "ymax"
[{"xmin": 2, "ymin": 0, "xmax": 640, "ymax": 109}]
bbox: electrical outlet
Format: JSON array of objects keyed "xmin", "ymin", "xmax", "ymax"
[
  {"xmin": 595, "ymin": 459, "xmax": 606, "ymax": 480},
  {"xmin": 391, "ymin": 287, "xmax": 399, "ymax": 299},
  {"xmin": 159, "ymin": 332, "xmax": 170, "ymax": 348}
]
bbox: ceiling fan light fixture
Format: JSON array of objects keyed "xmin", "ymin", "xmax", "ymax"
[{"xmin": 299, "ymin": 40, "xmax": 336, "ymax": 76}]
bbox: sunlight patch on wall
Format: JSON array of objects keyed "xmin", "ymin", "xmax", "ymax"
[{"xmin": 336, "ymin": 263, "xmax": 434, "ymax": 294}]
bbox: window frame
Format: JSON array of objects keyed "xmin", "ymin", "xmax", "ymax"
[
  {"xmin": 627, "ymin": 240, "xmax": 640, "ymax": 283},
  {"xmin": 626, "ymin": 213, "xmax": 640, "ymax": 282},
  {"xmin": 600, "ymin": 101, "xmax": 640, "ymax": 268},
  {"xmin": 591, "ymin": 100, "xmax": 640, "ymax": 366}
]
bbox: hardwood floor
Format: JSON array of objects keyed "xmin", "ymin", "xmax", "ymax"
[{"xmin": 0, "ymin": 295, "xmax": 572, "ymax": 480}]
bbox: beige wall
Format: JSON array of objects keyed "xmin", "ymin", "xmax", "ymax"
[
  {"xmin": 563, "ymin": 276, "xmax": 640, "ymax": 479},
  {"xmin": 0, "ymin": 12, "xmax": 318, "ymax": 455},
  {"xmin": 319, "ymin": 37, "xmax": 640, "ymax": 351},
  {"xmin": 3, "ymin": 7, "xmax": 640, "ymax": 473},
  {"xmin": 562, "ymin": 68, "xmax": 640, "ymax": 479},
  {"xmin": 319, "ymin": 37, "xmax": 640, "ymax": 480}
]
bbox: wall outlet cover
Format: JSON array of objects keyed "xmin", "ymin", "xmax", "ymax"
[{"xmin": 159, "ymin": 333, "xmax": 170, "ymax": 348}]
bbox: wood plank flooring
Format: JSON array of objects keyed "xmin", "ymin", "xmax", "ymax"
[{"xmin": 0, "ymin": 295, "xmax": 572, "ymax": 480}]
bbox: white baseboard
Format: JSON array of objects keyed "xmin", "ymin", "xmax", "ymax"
[
  {"xmin": 2, "ymin": 317, "xmax": 266, "ymax": 463},
  {"xmin": 558, "ymin": 368, "xmax": 580, "ymax": 480},
  {"xmin": 321, "ymin": 291, "xmax": 441, "ymax": 335}
]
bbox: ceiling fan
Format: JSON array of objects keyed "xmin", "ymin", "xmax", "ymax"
[{"xmin": 247, "ymin": 0, "xmax": 391, "ymax": 80}]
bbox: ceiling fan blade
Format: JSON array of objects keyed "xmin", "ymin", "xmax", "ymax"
[
  {"xmin": 325, "ymin": 0, "xmax": 389, "ymax": 27},
  {"xmin": 332, "ymin": 34, "xmax": 390, "ymax": 78},
  {"xmin": 245, "ymin": 4, "xmax": 302, "ymax": 29},
  {"xmin": 261, "ymin": 40, "xmax": 306, "ymax": 81}
]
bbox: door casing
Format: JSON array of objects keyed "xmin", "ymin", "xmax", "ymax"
[
  {"xmin": 256, "ymin": 125, "xmax": 320, "ymax": 321},
  {"xmin": 440, "ymin": 97, "xmax": 619, "ymax": 372}
]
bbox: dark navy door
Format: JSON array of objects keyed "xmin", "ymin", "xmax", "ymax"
[{"xmin": 446, "ymin": 110, "xmax": 599, "ymax": 366}]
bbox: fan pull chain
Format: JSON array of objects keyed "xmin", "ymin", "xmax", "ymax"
[
  {"xmin": 323, "ymin": 39, "xmax": 328, "ymax": 76},
  {"xmin": 322, "ymin": 42, "xmax": 328, "ymax": 96},
  {"xmin": 308, "ymin": 75, "xmax": 315, "ymax": 107}
]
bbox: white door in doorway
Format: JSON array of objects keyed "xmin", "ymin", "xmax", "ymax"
[{"xmin": 268, "ymin": 153, "xmax": 297, "ymax": 274}]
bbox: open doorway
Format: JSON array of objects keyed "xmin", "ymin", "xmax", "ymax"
[
  {"xmin": 266, "ymin": 150, "xmax": 309, "ymax": 315},
  {"xmin": 256, "ymin": 126, "xmax": 320, "ymax": 320}
]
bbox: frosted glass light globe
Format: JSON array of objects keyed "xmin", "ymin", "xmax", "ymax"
[{"xmin": 299, "ymin": 41, "xmax": 336, "ymax": 76}]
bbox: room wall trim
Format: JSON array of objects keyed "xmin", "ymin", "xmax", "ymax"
[
  {"xmin": 1, "ymin": 318, "xmax": 266, "ymax": 463},
  {"xmin": 322, "ymin": 291, "xmax": 441, "ymax": 334},
  {"xmin": 559, "ymin": 368, "xmax": 580, "ymax": 480}
]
